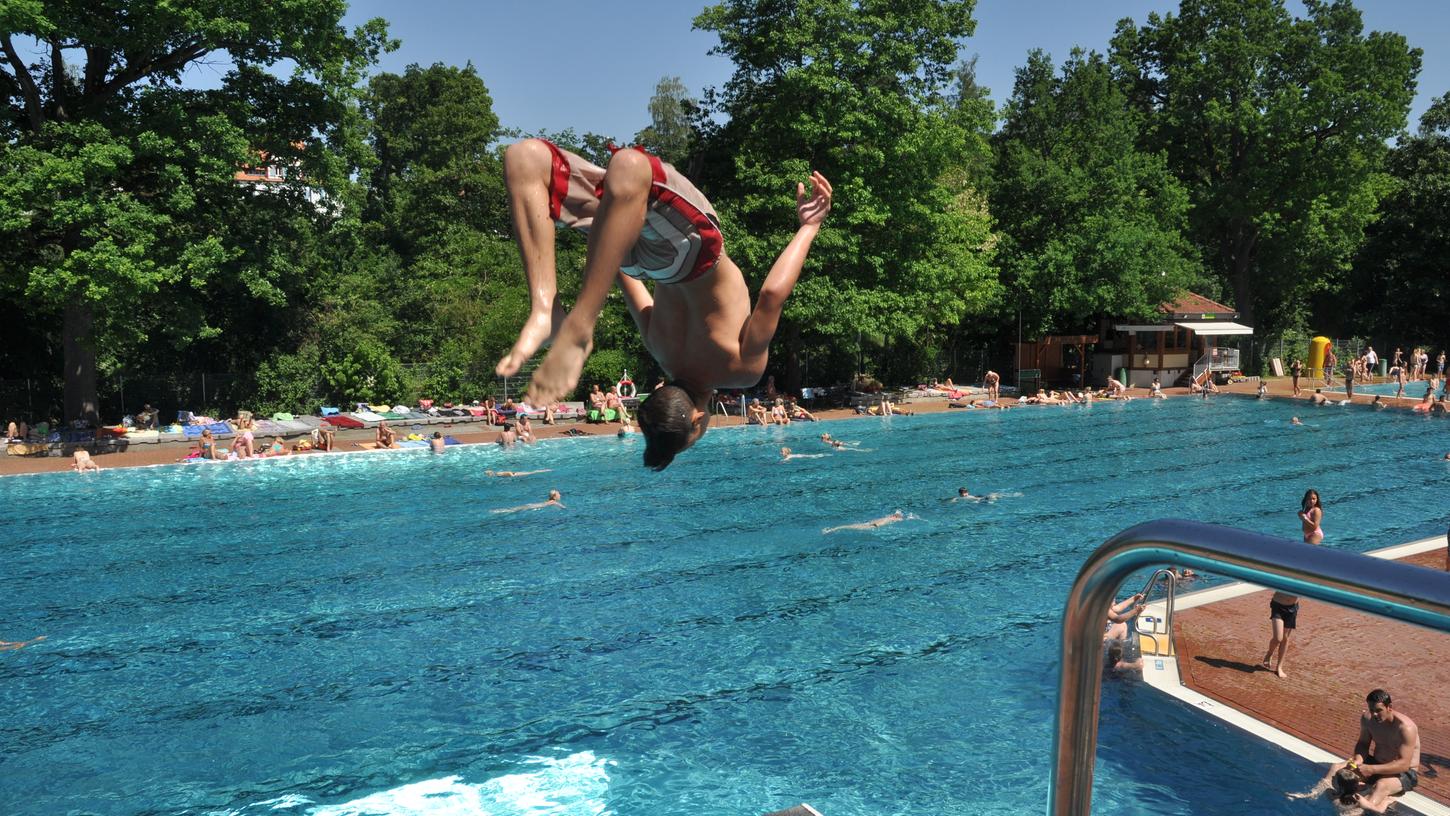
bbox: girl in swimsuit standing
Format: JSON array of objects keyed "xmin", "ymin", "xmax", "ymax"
[
  {"xmin": 1299, "ymin": 488, "xmax": 1323, "ymax": 544},
  {"xmin": 1262, "ymin": 488, "xmax": 1324, "ymax": 678}
]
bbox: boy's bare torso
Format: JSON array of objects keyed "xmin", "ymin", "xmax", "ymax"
[{"xmin": 642, "ymin": 253, "xmax": 762, "ymax": 389}]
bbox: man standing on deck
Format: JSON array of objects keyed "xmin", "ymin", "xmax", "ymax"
[
  {"xmin": 1365, "ymin": 346, "xmax": 1378, "ymax": 379},
  {"xmin": 1320, "ymin": 689, "xmax": 1421, "ymax": 814}
]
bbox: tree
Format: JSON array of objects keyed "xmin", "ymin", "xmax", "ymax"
[
  {"xmin": 634, "ymin": 76, "xmax": 695, "ymax": 165},
  {"xmin": 993, "ymin": 49, "xmax": 1204, "ymax": 338},
  {"xmin": 692, "ymin": 0, "xmax": 1000, "ymax": 387},
  {"xmin": 362, "ymin": 62, "xmax": 507, "ymax": 261},
  {"xmin": 0, "ymin": 1, "xmax": 391, "ymax": 422},
  {"xmin": 1340, "ymin": 94, "xmax": 1450, "ymax": 341},
  {"xmin": 1110, "ymin": 0, "xmax": 1420, "ymax": 347}
]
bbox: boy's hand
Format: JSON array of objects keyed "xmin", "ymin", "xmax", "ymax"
[{"xmin": 797, "ymin": 171, "xmax": 832, "ymax": 227}]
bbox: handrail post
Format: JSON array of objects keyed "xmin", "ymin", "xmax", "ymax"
[{"xmin": 1049, "ymin": 519, "xmax": 1450, "ymax": 816}]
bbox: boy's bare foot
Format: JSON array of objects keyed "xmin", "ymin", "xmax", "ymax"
[
  {"xmin": 496, "ymin": 301, "xmax": 567, "ymax": 377},
  {"xmin": 526, "ymin": 331, "xmax": 592, "ymax": 405},
  {"xmin": 1275, "ymin": 666, "xmax": 1288, "ymax": 678},
  {"xmin": 1259, "ymin": 660, "xmax": 1273, "ymax": 671}
]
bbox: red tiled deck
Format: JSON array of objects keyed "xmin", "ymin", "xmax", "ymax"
[{"xmin": 1171, "ymin": 548, "xmax": 1450, "ymax": 807}]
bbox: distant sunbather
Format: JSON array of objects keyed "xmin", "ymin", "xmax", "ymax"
[
  {"xmin": 375, "ymin": 421, "xmax": 398, "ymax": 449},
  {"xmin": 71, "ymin": 450, "xmax": 100, "ymax": 473},
  {"xmin": 491, "ymin": 489, "xmax": 565, "ymax": 514}
]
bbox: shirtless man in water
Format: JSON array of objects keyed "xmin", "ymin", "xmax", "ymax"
[
  {"xmin": 1317, "ymin": 689, "xmax": 1421, "ymax": 814},
  {"xmin": 492, "ymin": 138, "xmax": 832, "ymax": 470}
]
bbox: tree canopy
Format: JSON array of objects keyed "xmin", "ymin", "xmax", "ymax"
[
  {"xmin": 1110, "ymin": 0, "xmax": 1421, "ymax": 346},
  {"xmin": 0, "ymin": 0, "xmax": 1438, "ymax": 423},
  {"xmin": 0, "ymin": 0, "xmax": 392, "ymax": 422},
  {"xmin": 993, "ymin": 49, "xmax": 1205, "ymax": 338}
]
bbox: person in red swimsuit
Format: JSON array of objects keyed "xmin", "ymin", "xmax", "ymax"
[{"xmin": 494, "ymin": 138, "xmax": 832, "ymax": 469}]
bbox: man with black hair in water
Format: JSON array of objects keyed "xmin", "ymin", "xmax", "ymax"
[
  {"xmin": 1314, "ymin": 689, "xmax": 1421, "ymax": 814},
  {"xmin": 492, "ymin": 137, "xmax": 833, "ymax": 470}
]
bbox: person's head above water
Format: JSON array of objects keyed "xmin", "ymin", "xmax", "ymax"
[
  {"xmin": 638, "ymin": 384, "xmax": 710, "ymax": 470},
  {"xmin": 958, "ymin": 487, "xmax": 970, "ymax": 497}
]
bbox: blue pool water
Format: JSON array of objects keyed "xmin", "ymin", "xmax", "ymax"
[
  {"xmin": 1327, "ymin": 378, "xmax": 1444, "ymax": 399},
  {"xmin": 3, "ymin": 397, "xmax": 1449, "ymax": 816}
]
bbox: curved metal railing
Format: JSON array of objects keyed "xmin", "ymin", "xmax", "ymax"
[{"xmin": 1050, "ymin": 519, "xmax": 1450, "ymax": 816}]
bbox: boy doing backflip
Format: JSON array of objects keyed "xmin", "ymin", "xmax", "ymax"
[{"xmin": 494, "ymin": 138, "xmax": 833, "ymax": 469}]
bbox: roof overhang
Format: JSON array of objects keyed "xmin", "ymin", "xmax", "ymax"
[
  {"xmin": 1114, "ymin": 324, "xmax": 1173, "ymax": 332},
  {"xmin": 1174, "ymin": 320, "xmax": 1253, "ymax": 336}
]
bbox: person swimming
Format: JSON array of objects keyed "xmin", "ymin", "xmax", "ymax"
[
  {"xmin": 822, "ymin": 510, "xmax": 913, "ymax": 534},
  {"xmin": 780, "ymin": 446, "xmax": 826, "ymax": 461}
]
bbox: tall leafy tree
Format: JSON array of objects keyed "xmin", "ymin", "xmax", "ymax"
[
  {"xmin": 693, "ymin": 0, "xmax": 1000, "ymax": 387},
  {"xmin": 1110, "ymin": 0, "xmax": 1420, "ymax": 347},
  {"xmin": 634, "ymin": 76, "xmax": 695, "ymax": 165},
  {"xmin": 1340, "ymin": 94, "xmax": 1450, "ymax": 341},
  {"xmin": 0, "ymin": 1, "xmax": 391, "ymax": 422},
  {"xmin": 993, "ymin": 49, "xmax": 1204, "ymax": 337}
]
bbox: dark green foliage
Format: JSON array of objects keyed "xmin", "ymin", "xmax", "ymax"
[
  {"xmin": 1339, "ymin": 95, "xmax": 1450, "ymax": 341},
  {"xmin": 1111, "ymin": 0, "xmax": 1420, "ymax": 345},
  {"xmin": 993, "ymin": 49, "xmax": 1206, "ymax": 338}
]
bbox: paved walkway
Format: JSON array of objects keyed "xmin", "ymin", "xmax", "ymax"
[{"xmin": 1171, "ymin": 547, "xmax": 1450, "ymax": 807}]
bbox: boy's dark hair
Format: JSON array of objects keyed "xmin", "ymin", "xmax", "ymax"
[
  {"xmin": 1366, "ymin": 688, "xmax": 1391, "ymax": 707},
  {"xmin": 638, "ymin": 384, "xmax": 696, "ymax": 470},
  {"xmin": 1331, "ymin": 768, "xmax": 1364, "ymax": 804}
]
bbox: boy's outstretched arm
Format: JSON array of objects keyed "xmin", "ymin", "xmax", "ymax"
[{"xmin": 740, "ymin": 171, "xmax": 833, "ymax": 361}]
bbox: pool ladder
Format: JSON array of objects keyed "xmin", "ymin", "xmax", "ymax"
[
  {"xmin": 1049, "ymin": 518, "xmax": 1450, "ymax": 816},
  {"xmin": 1131, "ymin": 568, "xmax": 1177, "ymax": 657}
]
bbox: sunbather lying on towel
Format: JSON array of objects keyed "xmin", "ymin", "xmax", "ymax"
[{"xmin": 493, "ymin": 137, "xmax": 832, "ymax": 470}]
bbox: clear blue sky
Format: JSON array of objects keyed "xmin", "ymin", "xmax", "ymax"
[{"xmin": 328, "ymin": 0, "xmax": 1447, "ymax": 143}]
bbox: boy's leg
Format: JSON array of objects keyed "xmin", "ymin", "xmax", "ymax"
[
  {"xmin": 527, "ymin": 148, "xmax": 652, "ymax": 405},
  {"xmin": 497, "ymin": 139, "xmax": 569, "ymax": 377}
]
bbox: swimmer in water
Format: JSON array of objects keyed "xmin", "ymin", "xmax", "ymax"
[
  {"xmin": 822, "ymin": 510, "xmax": 912, "ymax": 534},
  {"xmin": 0, "ymin": 635, "xmax": 45, "ymax": 651},
  {"xmin": 781, "ymin": 446, "xmax": 826, "ymax": 461},
  {"xmin": 1291, "ymin": 417, "xmax": 1303, "ymax": 425},
  {"xmin": 953, "ymin": 486, "xmax": 1018, "ymax": 503},
  {"xmin": 491, "ymin": 489, "xmax": 564, "ymax": 513},
  {"xmin": 485, "ymin": 469, "xmax": 553, "ymax": 478}
]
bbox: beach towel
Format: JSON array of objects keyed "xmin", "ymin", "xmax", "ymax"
[
  {"xmin": 398, "ymin": 440, "xmax": 429, "ymax": 448},
  {"xmin": 325, "ymin": 415, "xmax": 365, "ymax": 429},
  {"xmin": 320, "ymin": 406, "xmax": 340, "ymax": 416},
  {"xmin": 353, "ymin": 410, "xmax": 387, "ymax": 423},
  {"xmin": 443, "ymin": 435, "xmax": 461, "ymax": 445},
  {"xmin": 271, "ymin": 412, "xmax": 295, "ymax": 422}
]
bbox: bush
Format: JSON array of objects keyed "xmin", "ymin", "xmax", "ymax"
[{"xmin": 253, "ymin": 347, "xmax": 322, "ymax": 415}]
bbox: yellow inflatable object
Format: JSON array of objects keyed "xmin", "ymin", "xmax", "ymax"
[{"xmin": 1308, "ymin": 336, "xmax": 1331, "ymax": 380}]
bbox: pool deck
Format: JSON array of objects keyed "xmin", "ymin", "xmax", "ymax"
[{"xmin": 1144, "ymin": 537, "xmax": 1450, "ymax": 814}]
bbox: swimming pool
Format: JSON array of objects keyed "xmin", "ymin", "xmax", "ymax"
[
  {"xmin": 1326, "ymin": 378, "xmax": 1444, "ymax": 399},
  {"xmin": 3, "ymin": 398, "xmax": 1448, "ymax": 815}
]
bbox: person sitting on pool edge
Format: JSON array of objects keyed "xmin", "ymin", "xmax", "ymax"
[
  {"xmin": 490, "ymin": 137, "xmax": 833, "ymax": 471},
  {"xmin": 1314, "ymin": 689, "xmax": 1421, "ymax": 815}
]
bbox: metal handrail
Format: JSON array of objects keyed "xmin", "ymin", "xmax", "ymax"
[
  {"xmin": 1050, "ymin": 519, "xmax": 1450, "ymax": 816},
  {"xmin": 1130, "ymin": 568, "xmax": 1177, "ymax": 655}
]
